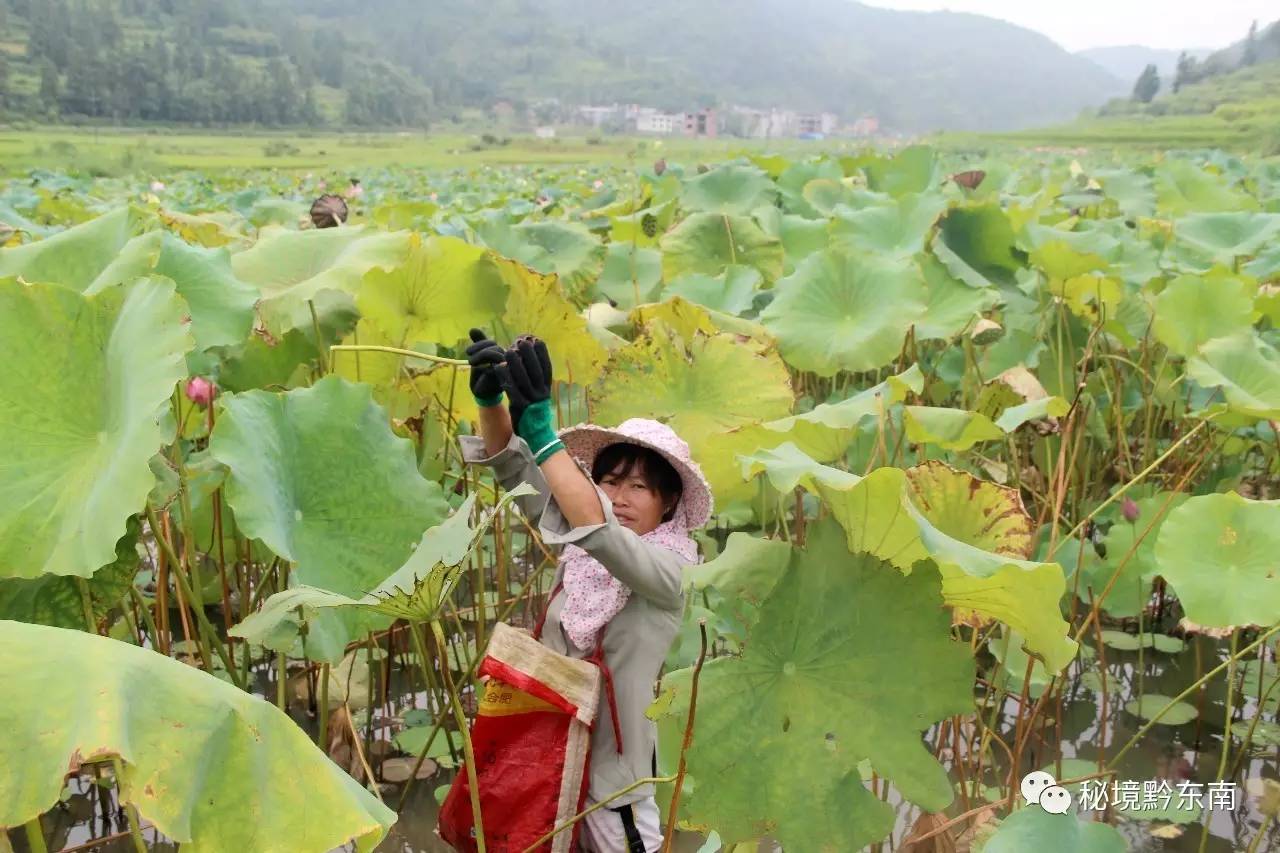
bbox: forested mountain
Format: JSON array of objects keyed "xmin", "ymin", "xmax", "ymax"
[{"xmin": 0, "ymin": 0, "xmax": 1122, "ymax": 131}]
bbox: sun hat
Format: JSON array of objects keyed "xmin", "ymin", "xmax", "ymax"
[{"xmin": 557, "ymin": 418, "xmax": 714, "ymax": 530}]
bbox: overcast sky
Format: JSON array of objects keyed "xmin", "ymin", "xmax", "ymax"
[{"xmin": 863, "ymin": 1, "xmax": 1275, "ymax": 51}]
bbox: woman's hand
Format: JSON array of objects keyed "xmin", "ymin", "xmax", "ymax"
[
  {"xmin": 497, "ymin": 336, "xmax": 563, "ymax": 464},
  {"xmin": 465, "ymin": 327, "xmax": 507, "ymax": 406}
]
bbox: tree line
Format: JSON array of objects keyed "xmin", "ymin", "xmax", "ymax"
[{"xmin": 0, "ymin": 0, "xmax": 433, "ymax": 127}]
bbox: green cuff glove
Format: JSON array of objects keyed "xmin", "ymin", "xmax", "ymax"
[
  {"xmin": 474, "ymin": 390, "xmax": 504, "ymax": 408},
  {"xmin": 517, "ymin": 398, "xmax": 563, "ymax": 464}
]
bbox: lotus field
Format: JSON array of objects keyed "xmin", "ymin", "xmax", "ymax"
[{"xmin": 3, "ymin": 145, "xmax": 1280, "ymax": 852}]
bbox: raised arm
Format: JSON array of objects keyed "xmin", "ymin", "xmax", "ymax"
[{"xmin": 495, "ymin": 335, "xmax": 689, "ymax": 610}]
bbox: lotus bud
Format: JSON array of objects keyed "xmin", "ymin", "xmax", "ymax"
[
  {"xmin": 1122, "ymin": 496, "xmax": 1140, "ymax": 523},
  {"xmin": 970, "ymin": 318, "xmax": 1004, "ymax": 346},
  {"xmin": 185, "ymin": 376, "xmax": 217, "ymax": 408},
  {"xmin": 149, "ymin": 180, "xmax": 166, "ymax": 192}
]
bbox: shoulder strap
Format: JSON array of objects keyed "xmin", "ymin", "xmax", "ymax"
[
  {"xmin": 532, "ymin": 579, "xmax": 564, "ymax": 641},
  {"xmin": 533, "ymin": 579, "xmax": 625, "ymax": 755}
]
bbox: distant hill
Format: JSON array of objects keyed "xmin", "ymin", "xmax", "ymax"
[
  {"xmin": 0, "ymin": 0, "xmax": 1123, "ymax": 132},
  {"xmin": 1078, "ymin": 45, "xmax": 1212, "ymax": 86}
]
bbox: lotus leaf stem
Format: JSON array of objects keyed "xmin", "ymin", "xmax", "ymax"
[
  {"xmin": 431, "ymin": 619, "xmax": 486, "ymax": 853},
  {"xmin": 23, "ymin": 817, "xmax": 47, "ymax": 853},
  {"xmin": 110, "ymin": 756, "xmax": 147, "ymax": 853},
  {"xmin": 661, "ymin": 619, "xmax": 709, "ymax": 853},
  {"xmin": 328, "ymin": 343, "xmax": 469, "ymax": 366},
  {"xmin": 521, "ymin": 775, "xmax": 679, "ymax": 853}
]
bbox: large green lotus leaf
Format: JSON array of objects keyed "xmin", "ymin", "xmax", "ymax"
[
  {"xmin": 629, "ymin": 296, "xmax": 771, "ymax": 347},
  {"xmin": 208, "ymin": 376, "xmax": 450, "ymax": 599},
  {"xmin": 759, "ymin": 249, "xmax": 927, "ymax": 376},
  {"xmin": 1154, "ymin": 491, "xmax": 1280, "ymax": 628},
  {"xmin": 83, "ymin": 231, "xmax": 257, "ymax": 353},
  {"xmin": 827, "ymin": 472, "xmax": 1073, "ymax": 671},
  {"xmin": 0, "ymin": 517, "xmax": 139, "ymax": 628},
  {"xmin": 1153, "ymin": 271, "xmax": 1256, "ymax": 358},
  {"xmin": 0, "ymin": 620, "xmax": 394, "ymax": 851},
  {"xmin": 358, "ymin": 234, "xmax": 507, "ymax": 346},
  {"xmin": 594, "ymin": 243, "xmax": 665, "ymax": 309},
  {"xmin": 232, "ymin": 485, "xmax": 535, "ymax": 659},
  {"xmin": 1244, "ymin": 245, "xmax": 1280, "ymax": 281},
  {"xmin": 650, "ymin": 518, "xmax": 972, "ymax": 851},
  {"xmin": 660, "ymin": 212, "xmax": 784, "ymax": 284},
  {"xmin": 682, "ymin": 532, "xmax": 791, "ymax": 630},
  {"xmin": 731, "ymin": 365, "xmax": 922, "ymax": 463},
  {"xmin": 0, "ymin": 206, "xmax": 155, "ymax": 291},
  {"xmin": 610, "ymin": 199, "xmax": 676, "ymax": 249},
  {"xmin": 733, "ymin": 449, "xmax": 1076, "ymax": 671},
  {"xmin": 1029, "ymin": 239, "xmax": 1109, "ymax": 280},
  {"xmin": 1154, "ymin": 159, "xmax": 1259, "ymax": 216},
  {"xmin": 497, "ymin": 255, "xmax": 609, "ymax": 387},
  {"xmin": 1175, "ymin": 212, "xmax": 1280, "ymax": 269},
  {"xmin": 0, "ymin": 278, "xmax": 192, "ymax": 579},
  {"xmin": 861, "ymin": 145, "xmax": 939, "ymax": 197},
  {"xmin": 231, "ymin": 225, "xmax": 409, "ymax": 334},
  {"xmin": 679, "ymin": 164, "xmax": 778, "ymax": 215},
  {"xmin": 1085, "ymin": 494, "xmax": 1182, "ymax": 614},
  {"xmin": 663, "ymin": 265, "xmax": 760, "ymax": 316},
  {"xmin": 983, "ymin": 803, "xmax": 1126, "ymax": 853},
  {"xmin": 906, "ymin": 462, "xmax": 1034, "ymax": 559},
  {"xmin": 931, "ymin": 203, "xmax": 1024, "ymax": 289},
  {"xmin": 830, "ymin": 193, "xmax": 946, "ymax": 261},
  {"xmin": 508, "ymin": 221, "xmax": 605, "ymax": 300},
  {"xmin": 777, "ymin": 213, "xmax": 830, "ymax": 272},
  {"xmin": 589, "ymin": 321, "xmax": 792, "ymax": 507},
  {"xmin": 1095, "ymin": 168, "xmax": 1157, "ymax": 219},
  {"xmin": 993, "ymin": 397, "xmax": 1070, "ymax": 432},
  {"xmin": 217, "ymin": 328, "xmax": 319, "ymax": 393},
  {"xmin": 1186, "ymin": 332, "xmax": 1280, "ymax": 420},
  {"xmin": 916, "ymin": 254, "xmax": 1001, "ymax": 341},
  {"xmin": 904, "ymin": 406, "xmax": 1003, "ymax": 451},
  {"xmin": 801, "ymin": 178, "xmax": 855, "ymax": 217}
]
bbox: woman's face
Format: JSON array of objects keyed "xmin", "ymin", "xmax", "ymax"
[{"xmin": 598, "ymin": 460, "xmax": 674, "ymax": 536}]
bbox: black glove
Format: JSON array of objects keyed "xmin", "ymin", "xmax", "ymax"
[
  {"xmin": 465, "ymin": 328, "xmax": 507, "ymax": 406},
  {"xmin": 496, "ymin": 335, "xmax": 553, "ymax": 442}
]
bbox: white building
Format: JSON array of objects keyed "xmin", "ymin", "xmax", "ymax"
[{"xmin": 636, "ymin": 112, "xmax": 680, "ymax": 134}]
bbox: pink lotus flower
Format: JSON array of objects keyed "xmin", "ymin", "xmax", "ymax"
[
  {"xmin": 344, "ymin": 185, "xmax": 364, "ymax": 199},
  {"xmin": 317, "ymin": 180, "xmax": 327, "ymax": 190},
  {"xmin": 150, "ymin": 180, "xmax": 166, "ymax": 192},
  {"xmin": 430, "ymin": 192, "xmax": 438, "ymax": 201},
  {"xmin": 593, "ymin": 179, "xmax": 604, "ymax": 190},
  {"xmin": 185, "ymin": 376, "xmax": 217, "ymax": 408},
  {"xmin": 1121, "ymin": 496, "xmax": 1140, "ymax": 523}
]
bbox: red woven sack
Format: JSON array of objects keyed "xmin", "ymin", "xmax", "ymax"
[{"xmin": 437, "ymin": 618, "xmax": 602, "ymax": 852}]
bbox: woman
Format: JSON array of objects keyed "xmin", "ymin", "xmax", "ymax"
[{"xmin": 458, "ymin": 328, "xmax": 713, "ymax": 853}]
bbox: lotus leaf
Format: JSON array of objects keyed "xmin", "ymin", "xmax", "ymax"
[
  {"xmin": 0, "ymin": 206, "xmax": 154, "ymax": 291},
  {"xmin": 208, "ymin": 376, "xmax": 450, "ymax": 602},
  {"xmin": 1186, "ymin": 331, "xmax": 1280, "ymax": 421},
  {"xmin": 660, "ymin": 212, "xmax": 784, "ymax": 283},
  {"xmin": 0, "ymin": 278, "xmax": 192, "ymax": 579},
  {"xmin": 1154, "ymin": 491, "xmax": 1280, "ymax": 628},
  {"xmin": 231, "ymin": 225, "xmax": 409, "ymax": 334},
  {"xmin": 0, "ymin": 620, "xmax": 395, "ymax": 851},
  {"xmin": 760, "ymin": 249, "xmax": 927, "ymax": 375},
  {"xmin": 590, "ymin": 320, "xmax": 792, "ymax": 506},
  {"xmin": 1153, "ymin": 272, "xmax": 1256, "ymax": 357},
  {"xmin": 650, "ymin": 518, "xmax": 972, "ymax": 851},
  {"xmin": 358, "ymin": 234, "xmax": 507, "ymax": 346},
  {"xmin": 983, "ymin": 804, "xmax": 1126, "ymax": 852},
  {"xmin": 932, "ymin": 203, "xmax": 1024, "ymax": 289},
  {"xmin": 679, "ymin": 164, "xmax": 778, "ymax": 215}
]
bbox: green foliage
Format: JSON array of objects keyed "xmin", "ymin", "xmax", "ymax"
[{"xmin": 0, "ymin": 620, "xmax": 396, "ymax": 850}]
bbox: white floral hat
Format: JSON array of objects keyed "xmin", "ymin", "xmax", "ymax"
[{"xmin": 557, "ymin": 417, "xmax": 714, "ymax": 529}]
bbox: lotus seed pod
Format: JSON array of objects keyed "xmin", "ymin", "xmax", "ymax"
[
  {"xmin": 971, "ymin": 318, "xmax": 1004, "ymax": 346},
  {"xmin": 641, "ymin": 212, "xmax": 659, "ymax": 238},
  {"xmin": 310, "ymin": 194, "xmax": 348, "ymax": 229},
  {"xmin": 185, "ymin": 376, "xmax": 217, "ymax": 408}
]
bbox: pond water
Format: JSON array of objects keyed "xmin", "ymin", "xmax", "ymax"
[{"xmin": 10, "ymin": 605, "xmax": 1280, "ymax": 853}]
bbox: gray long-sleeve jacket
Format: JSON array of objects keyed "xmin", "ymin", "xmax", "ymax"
[{"xmin": 459, "ymin": 431, "xmax": 692, "ymax": 807}]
